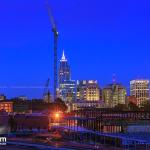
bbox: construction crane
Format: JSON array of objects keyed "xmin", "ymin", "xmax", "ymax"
[
  {"xmin": 46, "ymin": 0, "xmax": 58, "ymax": 101},
  {"xmin": 43, "ymin": 78, "xmax": 51, "ymax": 103}
]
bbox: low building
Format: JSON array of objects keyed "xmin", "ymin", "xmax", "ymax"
[
  {"xmin": 13, "ymin": 102, "xmax": 29, "ymax": 113},
  {"xmin": 10, "ymin": 113, "xmax": 49, "ymax": 131},
  {"xmin": 17, "ymin": 96, "xmax": 28, "ymax": 101},
  {"xmin": 0, "ymin": 101, "xmax": 13, "ymax": 113},
  {"xmin": 0, "ymin": 95, "xmax": 6, "ymax": 101},
  {"xmin": 72, "ymin": 100, "xmax": 104, "ymax": 110},
  {"xmin": 0, "ymin": 111, "xmax": 9, "ymax": 134}
]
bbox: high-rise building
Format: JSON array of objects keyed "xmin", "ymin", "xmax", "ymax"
[
  {"xmin": 102, "ymin": 83, "xmax": 126, "ymax": 108},
  {"xmin": 59, "ymin": 50, "xmax": 71, "ymax": 84},
  {"xmin": 76, "ymin": 80, "xmax": 100, "ymax": 101},
  {"xmin": 130, "ymin": 80, "xmax": 149, "ymax": 107},
  {"xmin": 58, "ymin": 50, "xmax": 76, "ymax": 102},
  {"xmin": 59, "ymin": 80, "xmax": 76, "ymax": 102}
]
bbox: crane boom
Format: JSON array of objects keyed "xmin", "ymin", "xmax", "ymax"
[
  {"xmin": 46, "ymin": 0, "xmax": 58, "ymax": 101},
  {"xmin": 46, "ymin": 1, "xmax": 56, "ymax": 29}
]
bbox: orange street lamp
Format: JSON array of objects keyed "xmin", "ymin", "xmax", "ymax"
[{"xmin": 55, "ymin": 113, "xmax": 60, "ymax": 119}]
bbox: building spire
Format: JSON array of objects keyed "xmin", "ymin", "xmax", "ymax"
[
  {"xmin": 61, "ymin": 50, "xmax": 67, "ymax": 61},
  {"xmin": 112, "ymin": 73, "xmax": 116, "ymax": 84}
]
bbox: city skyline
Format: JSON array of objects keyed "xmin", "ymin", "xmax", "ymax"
[
  {"xmin": 1, "ymin": 0, "xmax": 150, "ymax": 98},
  {"xmin": 0, "ymin": 47, "xmax": 149, "ymax": 99},
  {"xmin": 1, "ymin": 1, "xmax": 150, "ymax": 150}
]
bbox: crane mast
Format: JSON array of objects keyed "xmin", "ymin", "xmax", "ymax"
[
  {"xmin": 46, "ymin": 0, "xmax": 58, "ymax": 101},
  {"xmin": 53, "ymin": 28, "xmax": 58, "ymax": 100}
]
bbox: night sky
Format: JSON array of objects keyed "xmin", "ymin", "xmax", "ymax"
[{"xmin": 0, "ymin": 0, "xmax": 150, "ymax": 98}]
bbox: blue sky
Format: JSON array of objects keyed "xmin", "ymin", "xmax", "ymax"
[{"xmin": 0, "ymin": 0, "xmax": 150, "ymax": 98}]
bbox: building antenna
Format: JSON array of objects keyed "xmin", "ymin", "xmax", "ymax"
[{"xmin": 113, "ymin": 73, "xmax": 116, "ymax": 84}]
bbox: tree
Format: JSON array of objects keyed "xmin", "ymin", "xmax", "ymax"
[
  {"xmin": 53, "ymin": 98, "xmax": 68, "ymax": 112},
  {"xmin": 128, "ymin": 102, "xmax": 140, "ymax": 111},
  {"xmin": 114, "ymin": 104, "xmax": 128, "ymax": 111},
  {"xmin": 142, "ymin": 101, "xmax": 150, "ymax": 111},
  {"xmin": 8, "ymin": 115, "xmax": 16, "ymax": 132}
]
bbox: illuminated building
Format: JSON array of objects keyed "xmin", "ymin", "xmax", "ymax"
[
  {"xmin": 0, "ymin": 95, "xmax": 6, "ymax": 101},
  {"xmin": 72, "ymin": 100, "xmax": 105, "ymax": 110},
  {"xmin": 58, "ymin": 50, "xmax": 76, "ymax": 102},
  {"xmin": 76, "ymin": 80, "xmax": 100, "ymax": 101},
  {"xmin": 102, "ymin": 83, "xmax": 126, "ymax": 108},
  {"xmin": 130, "ymin": 80, "xmax": 149, "ymax": 107},
  {"xmin": 59, "ymin": 80, "xmax": 76, "ymax": 102},
  {"xmin": 0, "ymin": 101, "xmax": 13, "ymax": 113},
  {"xmin": 59, "ymin": 50, "xmax": 71, "ymax": 84},
  {"xmin": 17, "ymin": 96, "xmax": 28, "ymax": 101},
  {"xmin": 76, "ymin": 80, "xmax": 87, "ymax": 100}
]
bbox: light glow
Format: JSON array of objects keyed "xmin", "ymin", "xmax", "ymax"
[{"xmin": 55, "ymin": 113, "xmax": 60, "ymax": 118}]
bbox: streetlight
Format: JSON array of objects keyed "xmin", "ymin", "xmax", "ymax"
[
  {"xmin": 54, "ymin": 112, "xmax": 61, "ymax": 125},
  {"xmin": 55, "ymin": 113, "xmax": 60, "ymax": 119}
]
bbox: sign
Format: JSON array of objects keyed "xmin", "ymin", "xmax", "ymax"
[{"xmin": 0, "ymin": 137, "xmax": 7, "ymax": 145}]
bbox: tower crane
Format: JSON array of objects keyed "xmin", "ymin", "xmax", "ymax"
[
  {"xmin": 46, "ymin": 0, "xmax": 58, "ymax": 101},
  {"xmin": 43, "ymin": 78, "xmax": 51, "ymax": 103}
]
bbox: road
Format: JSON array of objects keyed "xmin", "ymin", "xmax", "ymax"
[
  {"xmin": 0, "ymin": 140, "xmax": 123, "ymax": 150},
  {"xmin": 0, "ymin": 145, "xmax": 36, "ymax": 150},
  {"xmin": 5, "ymin": 130, "xmax": 123, "ymax": 150}
]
